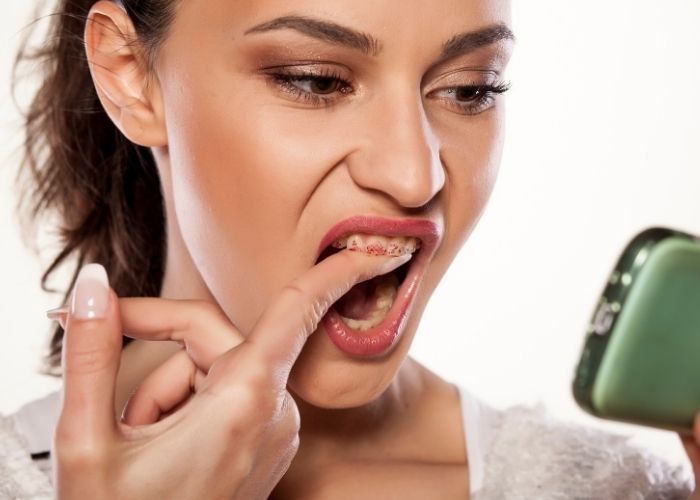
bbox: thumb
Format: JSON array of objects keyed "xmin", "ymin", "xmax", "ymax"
[{"xmin": 57, "ymin": 263, "xmax": 122, "ymax": 444}]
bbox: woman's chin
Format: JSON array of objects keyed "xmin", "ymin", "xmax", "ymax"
[
  {"xmin": 286, "ymin": 331, "xmax": 400, "ymax": 409},
  {"xmin": 287, "ymin": 363, "xmax": 393, "ymax": 410},
  {"xmin": 286, "ymin": 286, "xmax": 433, "ymax": 409}
]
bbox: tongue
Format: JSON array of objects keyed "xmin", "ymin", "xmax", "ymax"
[{"xmin": 334, "ymin": 278, "xmax": 379, "ymax": 320}]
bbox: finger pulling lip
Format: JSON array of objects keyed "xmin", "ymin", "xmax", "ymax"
[
  {"xmin": 321, "ymin": 231, "xmax": 434, "ymax": 357},
  {"xmin": 316, "ymin": 215, "xmax": 442, "ymax": 357}
]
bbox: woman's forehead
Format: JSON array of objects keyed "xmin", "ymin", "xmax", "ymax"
[
  {"xmin": 170, "ymin": 0, "xmax": 512, "ymax": 47},
  {"xmin": 161, "ymin": 0, "xmax": 513, "ymax": 72}
]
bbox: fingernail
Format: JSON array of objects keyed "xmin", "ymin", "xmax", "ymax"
[
  {"xmin": 379, "ymin": 253, "xmax": 412, "ymax": 274},
  {"xmin": 46, "ymin": 306, "xmax": 69, "ymax": 320},
  {"xmin": 70, "ymin": 263, "xmax": 110, "ymax": 320}
]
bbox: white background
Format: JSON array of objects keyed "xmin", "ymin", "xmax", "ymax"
[{"xmin": 2, "ymin": 0, "xmax": 699, "ymax": 476}]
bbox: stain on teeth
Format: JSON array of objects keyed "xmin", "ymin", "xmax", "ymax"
[{"xmin": 331, "ymin": 233, "xmax": 421, "ymax": 256}]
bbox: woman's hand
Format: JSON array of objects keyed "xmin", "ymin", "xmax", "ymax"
[
  {"xmin": 51, "ymin": 250, "xmax": 410, "ymax": 500},
  {"xmin": 679, "ymin": 414, "xmax": 700, "ymax": 498}
]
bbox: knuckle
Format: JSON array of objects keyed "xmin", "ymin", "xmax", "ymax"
[
  {"xmin": 280, "ymin": 281, "xmax": 331, "ymax": 334},
  {"xmin": 301, "ymin": 300, "xmax": 326, "ymax": 336},
  {"xmin": 231, "ymin": 451, "xmax": 256, "ymax": 481},
  {"xmin": 306, "ymin": 298, "xmax": 327, "ymax": 331},
  {"xmin": 173, "ymin": 299, "xmax": 234, "ymax": 345}
]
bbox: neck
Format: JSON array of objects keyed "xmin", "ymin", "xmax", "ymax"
[{"xmin": 288, "ymin": 357, "xmax": 425, "ymax": 463}]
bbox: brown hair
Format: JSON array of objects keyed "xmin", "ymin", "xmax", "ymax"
[{"xmin": 13, "ymin": 0, "xmax": 178, "ymax": 374}]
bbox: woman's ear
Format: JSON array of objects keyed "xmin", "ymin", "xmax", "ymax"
[{"xmin": 84, "ymin": 1, "xmax": 167, "ymax": 147}]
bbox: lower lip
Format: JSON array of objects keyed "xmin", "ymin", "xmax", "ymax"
[{"xmin": 321, "ymin": 249, "xmax": 427, "ymax": 357}]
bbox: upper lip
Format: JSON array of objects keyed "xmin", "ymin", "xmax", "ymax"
[{"xmin": 315, "ymin": 215, "xmax": 443, "ymax": 263}]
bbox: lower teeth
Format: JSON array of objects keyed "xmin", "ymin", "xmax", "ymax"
[{"xmin": 338, "ymin": 275, "xmax": 399, "ymax": 331}]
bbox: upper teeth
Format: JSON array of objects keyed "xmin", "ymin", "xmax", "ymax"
[{"xmin": 331, "ymin": 233, "xmax": 421, "ymax": 257}]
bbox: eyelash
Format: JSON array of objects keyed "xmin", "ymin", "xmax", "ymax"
[
  {"xmin": 431, "ymin": 81, "xmax": 511, "ymax": 115},
  {"xmin": 266, "ymin": 68, "xmax": 511, "ymax": 116},
  {"xmin": 267, "ymin": 67, "xmax": 353, "ymax": 107}
]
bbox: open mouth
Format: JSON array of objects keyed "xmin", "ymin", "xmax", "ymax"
[
  {"xmin": 313, "ymin": 215, "xmax": 441, "ymax": 357},
  {"xmin": 313, "ymin": 233, "xmax": 428, "ymax": 357},
  {"xmin": 315, "ymin": 242, "xmax": 417, "ymax": 331}
]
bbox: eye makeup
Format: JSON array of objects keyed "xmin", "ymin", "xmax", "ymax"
[{"xmin": 261, "ymin": 63, "xmax": 510, "ymax": 115}]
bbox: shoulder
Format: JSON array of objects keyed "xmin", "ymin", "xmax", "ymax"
[
  {"xmin": 477, "ymin": 402, "xmax": 694, "ymax": 499},
  {"xmin": 0, "ymin": 411, "xmax": 53, "ymax": 499}
]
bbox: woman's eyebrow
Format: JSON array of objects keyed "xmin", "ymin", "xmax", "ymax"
[
  {"xmin": 244, "ymin": 15, "xmax": 381, "ymax": 56},
  {"xmin": 440, "ymin": 23, "xmax": 515, "ymax": 61},
  {"xmin": 243, "ymin": 15, "xmax": 514, "ymax": 60}
]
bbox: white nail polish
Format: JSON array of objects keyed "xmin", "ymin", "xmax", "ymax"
[{"xmin": 70, "ymin": 263, "xmax": 110, "ymax": 320}]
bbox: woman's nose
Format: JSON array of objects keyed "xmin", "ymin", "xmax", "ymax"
[{"xmin": 345, "ymin": 88, "xmax": 445, "ymax": 209}]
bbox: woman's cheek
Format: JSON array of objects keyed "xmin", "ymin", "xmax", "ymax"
[{"xmin": 438, "ymin": 109, "xmax": 505, "ymax": 245}]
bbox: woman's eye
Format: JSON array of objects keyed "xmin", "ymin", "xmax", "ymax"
[
  {"xmin": 267, "ymin": 69, "xmax": 353, "ymax": 106},
  {"xmin": 454, "ymin": 87, "xmax": 485, "ymax": 101},
  {"xmin": 265, "ymin": 68, "xmax": 510, "ymax": 115},
  {"xmin": 300, "ymin": 76, "xmax": 342, "ymax": 95},
  {"xmin": 430, "ymin": 82, "xmax": 511, "ymax": 116}
]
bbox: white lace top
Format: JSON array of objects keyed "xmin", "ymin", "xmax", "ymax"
[
  {"xmin": 0, "ymin": 384, "xmax": 694, "ymax": 499},
  {"xmin": 456, "ymin": 384, "xmax": 499, "ymax": 495}
]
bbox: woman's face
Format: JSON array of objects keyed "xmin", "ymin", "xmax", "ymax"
[{"xmin": 153, "ymin": 0, "xmax": 513, "ymax": 408}]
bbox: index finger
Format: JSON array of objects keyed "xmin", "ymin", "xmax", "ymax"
[
  {"xmin": 244, "ymin": 249, "xmax": 411, "ymax": 371},
  {"xmin": 49, "ymin": 297, "xmax": 245, "ymax": 371}
]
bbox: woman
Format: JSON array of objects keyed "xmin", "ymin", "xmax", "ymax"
[{"xmin": 0, "ymin": 0, "xmax": 698, "ymax": 498}]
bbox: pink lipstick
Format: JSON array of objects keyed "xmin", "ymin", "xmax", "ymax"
[{"xmin": 316, "ymin": 215, "xmax": 441, "ymax": 357}]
